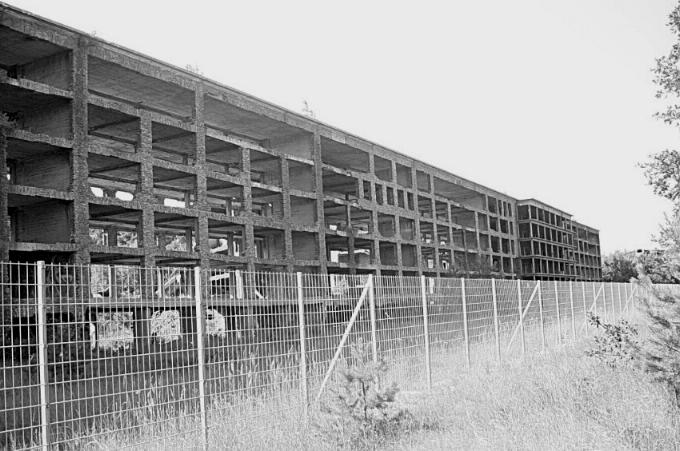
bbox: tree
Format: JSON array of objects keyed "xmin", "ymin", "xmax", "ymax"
[
  {"xmin": 602, "ymin": 251, "xmax": 637, "ymax": 282},
  {"xmin": 634, "ymin": 2, "xmax": 680, "ymax": 407},
  {"xmin": 639, "ymin": 2, "xmax": 680, "ymax": 278},
  {"xmin": 637, "ymin": 251, "xmax": 680, "ymax": 284}
]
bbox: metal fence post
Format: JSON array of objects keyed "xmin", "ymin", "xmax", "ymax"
[
  {"xmin": 516, "ymin": 279, "xmax": 525, "ymax": 356},
  {"xmin": 296, "ymin": 272, "xmax": 308, "ymax": 420},
  {"xmin": 602, "ymin": 282, "xmax": 608, "ymax": 322},
  {"xmin": 491, "ymin": 278, "xmax": 501, "ymax": 362},
  {"xmin": 461, "ymin": 278, "xmax": 471, "ymax": 368},
  {"xmin": 554, "ymin": 282, "xmax": 562, "ymax": 345},
  {"xmin": 582, "ymin": 281, "xmax": 588, "ymax": 336},
  {"xmin": 36, "ymin": 261, "xmax": 50, "ymax": 451},
  {"xmin": 537, "ymin": 281, "xmax": 545, "ymax": 351},
  {"xmin": 368, "ymin": 274, "xmax": 378, "ymax": 364},
  {"xmin": 569, "ymin": 281, "xmax": 576, "ymax": 342},
  {"xmin": 420, "ymin": 275, "xmax": 432, "ymax": 389},
  {"xmin": 193, "ymin": 267, "xmax": 208, "ymax": 450}
]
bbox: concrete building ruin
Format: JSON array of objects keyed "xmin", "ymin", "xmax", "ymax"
[{"xmin": 0, "ymin": 3, "xmax": 601, "ymax": 280}]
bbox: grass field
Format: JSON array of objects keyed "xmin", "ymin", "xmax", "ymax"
[{"xmin": 392, "ymin": 344, "xmax": 680, "ymax": 450}]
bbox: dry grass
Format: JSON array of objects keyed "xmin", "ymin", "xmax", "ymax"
[
  {"xmin": 390, "ymin": 337, "xmax": 680, "ymax": 450},
  {"xmin": 62, "ymin": 323, "xmax": 680, "ymax": 450}
]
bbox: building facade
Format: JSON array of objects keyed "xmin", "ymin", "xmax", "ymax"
[
  {"xmin": 0, "ymin": 3, "xmax": 600, "ymax": 280},
  {"xmin": 517, "ymin": 199, "xmax": 601, "ymax": 281}
]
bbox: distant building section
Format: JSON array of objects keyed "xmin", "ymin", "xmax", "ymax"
[
  {"xmin": 517, "ymin": 200, "xmax": 601, "ymax": 281},
  {"xmin": 572, "ymin": 221, "xmax": 602, "ymax": 281},
  {"xmin": 0, "ymin": 4, "xmax": 601, "ymax": 280}
]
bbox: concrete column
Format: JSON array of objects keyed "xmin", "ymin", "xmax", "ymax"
[
  {"xmin": 138, "ymin": 115, "xmax": 156, "ymax": 268},
  {"xmin": 281, "ymin": 157, "xmax": 294, "ymax": 269},
  {"xmin": 241, "ymin": 148, "xmax": 256, "ymax": 271},
  {"xmin": 411, "ymin": 166, "xmax": 423, "ymax": 275},
  {"xmin": 133, "ymin": 307, "xmax": 151, "ymax": 355},
  {"xmin": 345, "ymin": 201, "xmax": 355, "ymax": 274},
  {"xmin": 71, "ymin": 40, "xmax": 90, "ymax": 264},
  {"xmin": 0, "ymin": 125, "xmax": 8, "ymax": 261},
  {"xmin": 312, "ymin": 132, "xmax": 327, "ymax": 273},
  {"xmin": 431, "ymin": 197, "xmax": 440, "ymax": 275},
  {"xmin": 394, "ymin": 215, "xmax": 403, "ymax": 268},
  {"xmin": 194, "ymin": 85, "xmax": 210, "ymax": 270}
]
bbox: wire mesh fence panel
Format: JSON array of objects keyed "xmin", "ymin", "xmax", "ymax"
[
  {"xmin": 463, "ymin": 279, "xmax": 496, "ymax": 365},
  {"xmin": 605, "ymin": 283, "xmax": 615, "ymax": 320},
  {"xmin": 374, "ymin": 276, "xmax": 426, "ymax": 391},
  {"xmin": 426, "ymin": 277, "xmax": 464, "ymax": 384},
  {"xmin": 302, "ymin": 273, "xmax": 372, "ymax": 393},
  {"xmin": 594, "ymin": 283, "xmax": 607, "ymax": 322},
  {"xmin": 517, "ymin": 280, "xmax": 543, "ymax": 354},
  {"xmin": 616, "ymin": 283, "xmax": 625, "ymax": 316},
  {"xmin": 42, "ymin": 264, "xmax": 206, "ymax": 449},
  {"xmin": 577, "ymin": 282, "xmax": 587, "ymax": 329},
  {"xmin": 555, "ymin": 281, "xmax": 574, "ymax": 343},
  {"xmin": 625, "ymin": 283, "xmax": 635, "ymax": 311},
  {"xmin": 494, "ymin": 279, "xmax": 521, "ymax": 360},
  {"xmin": 0, "ymin": 262, "xmax": 42, "ymax": 450},
  {"xmin": 202, "ymin": 269, "xmax": 306, "ymax": 442},
  {"xmin": 574, "ymin": 282, "xmax": 589, "ymax": 334},
  {"xmin": 538, "ymin": 281, "xmax": 559, "ymax": 348},
  {"xmin": 0, "ymin": 260, "xmax": 647, "ymax": 449}
]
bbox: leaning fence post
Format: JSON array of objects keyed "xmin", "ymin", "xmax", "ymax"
[
  {"xmin": 537, "ymin": 281, "xmax": 545, "ymax": 351},
  {"xmin": 569, "ymin": 281, "xmax": 576, "ymax": 342},
  {"xmin": 193, "ymin": 267, "xmax": 208, "ymax": 450},
  {"xmin": 516, "ymin": 279, "xmax": 525, "ymax": 356},
  {"xmin": 582, "ymin": 282, "xmax": 588, "ymax": 336},
  {"xmin": 296, "ymin": 272, "xmax": 308, "ymax": 421},
  {"xmin": 491, "ymin": 278, "xmax": 501, "ymax": 362},
  {"xmin": 420, "ymin": 275, "xmax": 432, "ymax": 390},
  {"xmin": 37, "ymin": 261, "xmax": 50, "ymax": 451},
  {"xmin": 602, "ymin": 283, "xmax": 608, "ymax": 322},
  {"xmin": 367, "ymin": 274, "xmax": 378, "ymax": 364},
  {"xmin": 461, "ymin": 278, "xmax": 471, "ymax": 368},
  {"xmin": 554, "ymin": 282, "xmax": 562, "ymax": 345}
]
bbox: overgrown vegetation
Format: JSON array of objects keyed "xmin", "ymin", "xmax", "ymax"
[
  {"xmin": 633, "ymin": 278, "xmax": 680, "ymax": 407},
  {"xmin": 315, "ymin": 339, "xmax": 418, "ymax": 449},
  {"xmin": 585, "ymin": 312, "xmax": 638, "ymax": 368}
]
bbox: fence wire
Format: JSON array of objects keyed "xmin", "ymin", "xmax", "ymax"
[{"xmin": 0, "ymin": 261, "xmax": 644, "ymax": 450}]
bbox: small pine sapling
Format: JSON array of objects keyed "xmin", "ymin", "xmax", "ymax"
[{"xmin": 316, "ymin": 338, "xmax": 412, "ymax": 447}]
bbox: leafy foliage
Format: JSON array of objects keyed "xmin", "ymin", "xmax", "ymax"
[
  {"xmin": 637, "ymin": 1, "xmax": 680, "ymax": 283},
  {"xmin": 643, "ymin": 3, "xmax": 680, "ymax": 211},
  {"xmin": 640, "ymin": 150, "xmax": 680, "ymax": 205},
  {"xmin": 602, "ymin": 251, "xmax": 638, "ymax": 282},
  {"xmin": 316, "ymin": 339, "xmax": 413, "ymax": 448},
  {"xmin": 634, "ymin": 276, "xmax": 680, "ymax": 406},
  {"xmin": 585, "ymin": 312, "xmax": 638, "ymax": 368},
  {"xmin": 636, "ymin": 250, "xmax": 680, "ymax": 284}
]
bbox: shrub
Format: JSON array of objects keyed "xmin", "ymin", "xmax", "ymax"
[
  {"xmin": 316, "ymin": 338, "xmax": 414, "ymax": 448},
  {"xmin": 635, "ymin": 277, "xmax": 680, "ymax": 406},
  {"xmin": 585, "ymin": 312, "xmax": 638, "ymax": 368}
]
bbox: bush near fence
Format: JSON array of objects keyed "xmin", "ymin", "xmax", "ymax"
[{"xmin": 0, "ymin": 261, "xmax": 649, "ymax": 450}]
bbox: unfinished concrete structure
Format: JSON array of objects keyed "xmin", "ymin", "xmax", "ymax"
[
  {"xmin": 517, "ymin": 199, "xmax": 601, "ymax": 281},
  {"xmin": 0, "ymin": 4, "xmax": 601, "ymax": 280}
]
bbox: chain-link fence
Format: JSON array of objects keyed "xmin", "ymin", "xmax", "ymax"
[{"xmin": 0, "ymin": 261, "xmax": 655, "ymax": 449}]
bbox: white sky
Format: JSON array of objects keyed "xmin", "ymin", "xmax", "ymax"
[{"xmin": 6, "ymin": 0, "xmax": 679, "ymax": 254}]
